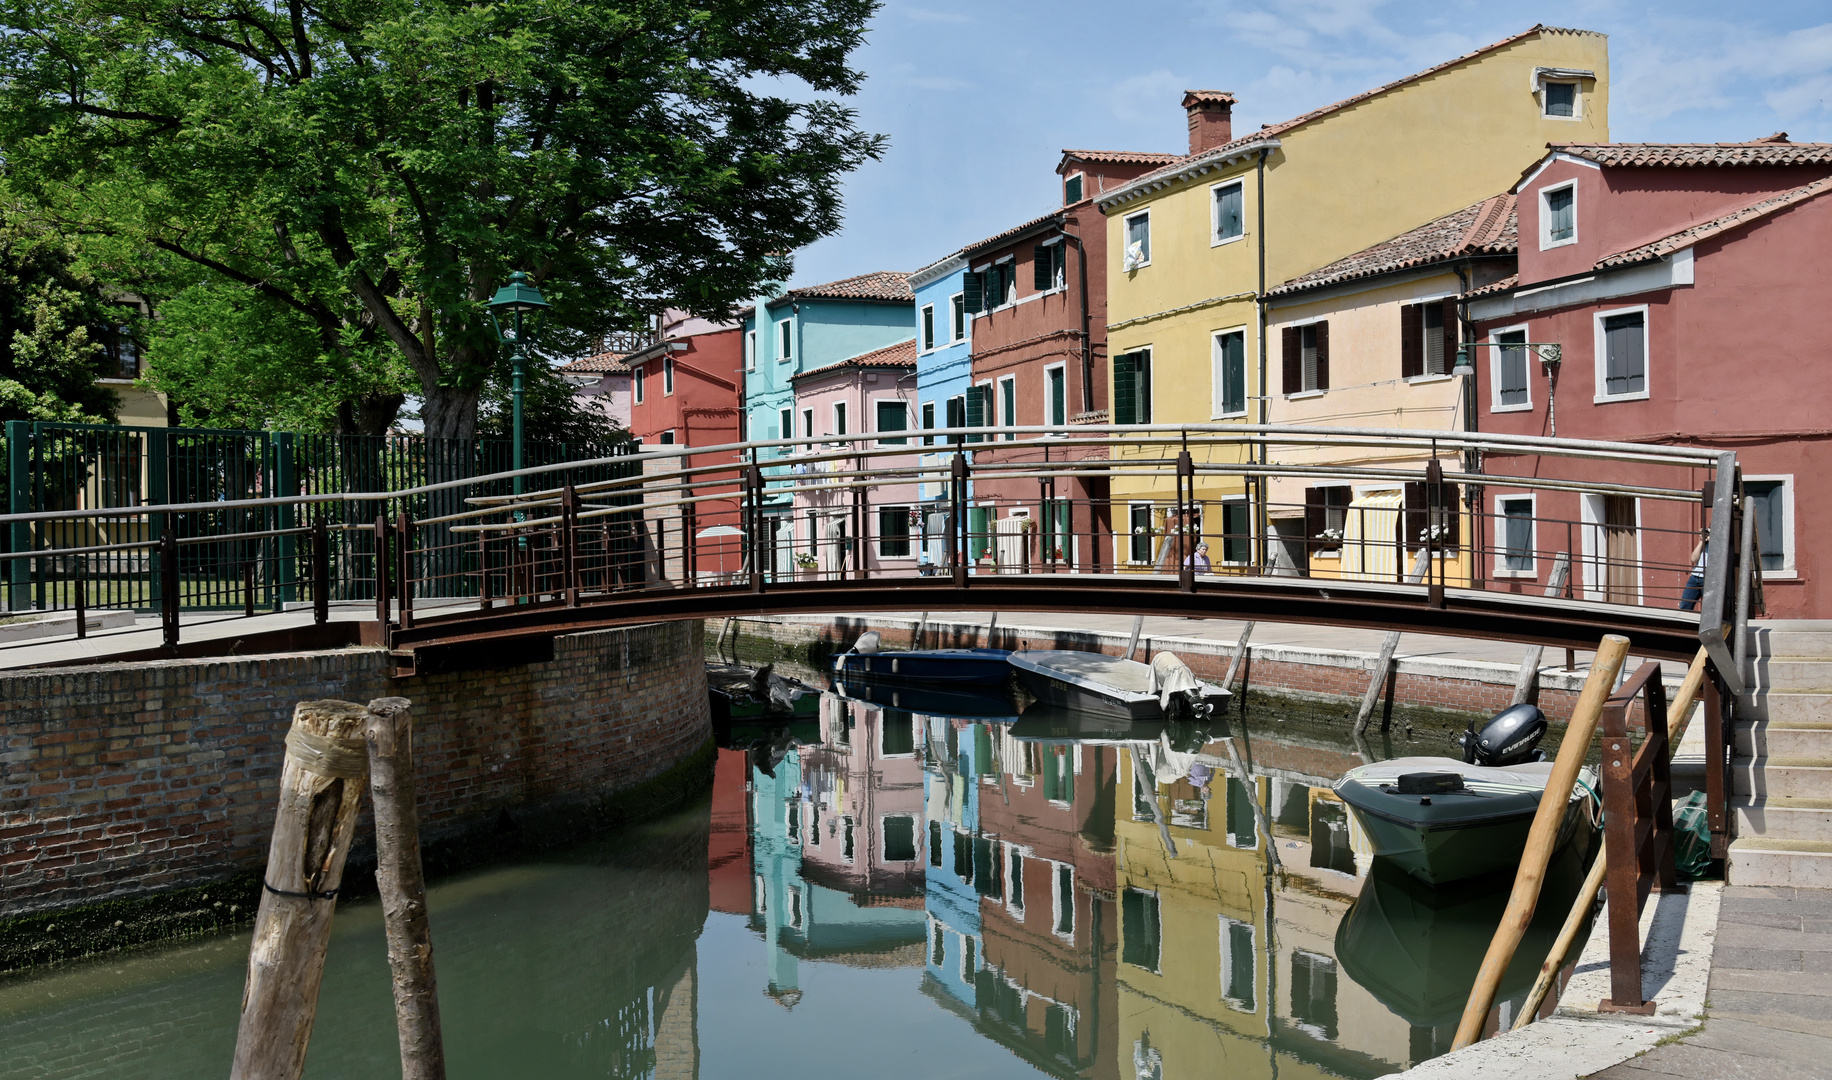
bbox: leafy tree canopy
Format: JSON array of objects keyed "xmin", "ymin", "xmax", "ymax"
[
  {"xmin": 472, "ymin": 359, "xmax": 633, "ymax": 449},
  {"xmin": 0, "ymin": 0, "xmax": 885, "ymax": 439},
  {"xmin": 0, "ymin": 212, "xmax": 121, "ymax": 425}
]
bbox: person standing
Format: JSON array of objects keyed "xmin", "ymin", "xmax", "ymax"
[{"xmin": 1679, "ymin": 527, "xmax": 1708, "ymax": 611}]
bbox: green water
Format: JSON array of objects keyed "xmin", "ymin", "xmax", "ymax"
[{"xmin": 0, "ymin": 694, "xmax": 1592, "ymax": 1079}]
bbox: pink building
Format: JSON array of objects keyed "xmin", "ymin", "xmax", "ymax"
[
  {"xmin": 558, "ymin": 350, "xmax": 632, "ymax": 430},
  {"xmin": 1468, "ymin": 137, "xmax": 1832, "ymax": 616},
  {"xmin": 787, "ymin": 340, "xmax": 924, "ymax": 576},
  {"xmin": 797, "ymin": 696, "xmax": 929, "ymax": 900}
]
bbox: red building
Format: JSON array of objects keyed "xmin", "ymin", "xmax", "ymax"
[
  {"xmin": 1468, "ymin": 138, "xmax": 1832, "ymax": 616},
  {"xmin": 626, "ymin": 312, "xmax": 746, "ymax": 578},
  {"xmin": 959, "ymin": 133, "xmax": 1197, "ymax": 570}
]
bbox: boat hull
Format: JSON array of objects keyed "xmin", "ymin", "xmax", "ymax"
[
  {"xmin": 829, "ymin": 648, "xmax": 1013, "ymax": 686},
  {"xmin": 1007, "ymin": 650, "xmax": 1229, "ymax": 721}
]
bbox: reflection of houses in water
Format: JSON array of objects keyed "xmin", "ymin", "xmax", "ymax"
[
  {"xmin": 923, "ymin": 721, "xmax": 1123, "ymax": 1080},
  {"xmin": 743, "ymin": 699, "xmax": 929, "ymax": 1009}
]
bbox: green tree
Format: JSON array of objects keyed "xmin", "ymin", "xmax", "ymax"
[
  {"xmin": 472, "ymin": 359, "xmax": 633, "ymax": 449},
  {"xmin": 0, "ymin": 0, "xmax": 885, "ymax": 441},
  {"xmin": 0, "ymin": 216, "xmax": 120, "ymax": 425}
]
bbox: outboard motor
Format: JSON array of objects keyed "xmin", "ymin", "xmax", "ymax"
[
  {"xmin": 1456, "ymin": 703, "xmax": 1549, "ymax": 767},
  {"xmin": 852, "ymin": 631, "xmax": 881, "ymax": 655}
]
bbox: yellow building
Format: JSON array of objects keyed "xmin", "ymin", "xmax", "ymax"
[{"xmin": 1100, "ymin": 26, "xmax": 1608, "ymax": 567}]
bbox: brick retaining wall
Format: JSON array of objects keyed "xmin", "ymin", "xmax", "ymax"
[{"xmin": 1, "ymin": 621, "xmax": 708, "ymax": 917}]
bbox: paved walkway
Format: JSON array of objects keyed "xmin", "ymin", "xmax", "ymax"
[{"xmin": 1591, "ymin": 885, "xmax": 1832, "ymax": 1079}]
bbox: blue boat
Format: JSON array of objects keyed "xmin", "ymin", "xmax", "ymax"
[{"xmin": 828, "ymin": 632, "xmax": 1013, "ymax": 686}]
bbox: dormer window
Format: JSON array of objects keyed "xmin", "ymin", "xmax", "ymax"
[
  {"xmin": 1541, "ymin": 182, "xmax": 1576, "ymax": 249},
  {"xmin": 1532, "ymin": 67, "xmax": 1591, "ymax": 120},
  {"xmin": 1064, "ymin": 173, "xmax": 1084, "ymax": 205},
  {"xmin": 1543, "ymin": 81, "xmax": 1577, "ymax": 117}
]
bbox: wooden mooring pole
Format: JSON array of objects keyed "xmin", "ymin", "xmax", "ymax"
[
  {"xmin": 1354, "ymin": 549, "xmax": 1430, "ymax": 736},
  {"xmin": 365, "ymin": 697, "xmax": 446, "ymax": 1080},
  {"xmin": 231, "ymin": 701, "xmax": 371, "ymax": 1080},
  {"xmin": 1510, "ymin": 553, "xmax": 1572, "ymax": 706}
]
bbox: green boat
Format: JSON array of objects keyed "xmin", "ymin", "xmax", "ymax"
[{"xmin": 1334, "ymin": 756, "xmax": 1598, "ymax": 886}]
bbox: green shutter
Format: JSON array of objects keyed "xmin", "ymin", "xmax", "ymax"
[
  {"xmin": 1034, "ymin": 245, "xmax": 1053, "ymax": 291},
  {"xmin": 962, "ymin": 271, "xmax": 983, "ymax": 313},
  {"xmin": 1113, "ymin": 352, "xmax": 1137, "ymax": 425},
  {"xmin": 965, "ymin": 383, "xmax": 985, "ymax": 443}
]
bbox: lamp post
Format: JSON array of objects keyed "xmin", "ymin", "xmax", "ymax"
[{"xmin": 487, "ymin": 271, "xmax": 551, "ymax": 496}]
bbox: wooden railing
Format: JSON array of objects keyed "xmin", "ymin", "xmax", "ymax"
[{"xmin": 1596, "ymin": 661, "xmax": 1680, "ymax": 1013}]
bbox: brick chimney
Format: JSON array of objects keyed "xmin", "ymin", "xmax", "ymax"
[{"xmin": 1182, "ymin": 91, "xmax": 1236, "ymax": 155}]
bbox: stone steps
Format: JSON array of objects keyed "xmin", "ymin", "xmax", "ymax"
[
  {"xmin": 1733, "ymin": 757, "xmax": 1832, "ymax": 798},
  {"xmin": 1727, "ymin": 623, "xmax": 1832, "ymax": 886},
  {"xmin": 1732, "ymin": 795, "xmax": 1832, "ymax": 842},
  {"xmin": 1736, "ymin": 719, "xmax": 1832, "ymax": 757},
  {"xmin": 1736, "ymin": 690, "xmax": 1832, "ymax": 722},
  {"xmin": 1726, "ymin": 836, "xmax": 1832, "ymax": 888}
]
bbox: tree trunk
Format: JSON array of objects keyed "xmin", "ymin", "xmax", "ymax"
[
  {"xmin": 365, "ymin": 697, "xmax": 446, "ymax": 1080},
  {"xmin": 231, "ymin": 700, "xmax": 371, "ymax": 1080},
  {"xmin": 419, "ymin": 381, "xmax": 482, "ymax": 443}
]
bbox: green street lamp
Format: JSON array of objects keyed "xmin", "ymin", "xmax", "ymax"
[{"xmin": 487, "ymin": 271, "xmax": 551, "ymax": 495}]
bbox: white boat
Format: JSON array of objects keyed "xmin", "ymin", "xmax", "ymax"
[{"xmin": 1007, "ymin": 650, "xmax": 1229, "ymax": 720}]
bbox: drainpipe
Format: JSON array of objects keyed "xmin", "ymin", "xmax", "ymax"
[
  {"xmin": 1060, "ymin": 226, "xmax": 1094, "ymax": 414},
  {"xmin": 1456, "ymin": 259, "xmax": 1483, "ymax": 589},
  {"xmin": 1255, "ymin": 147, "xmax": 1271, "ymax": 565}
]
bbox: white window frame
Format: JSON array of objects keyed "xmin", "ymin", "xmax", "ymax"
[
  {"xmin": 1052, "ymin": 863, "xmax": 1076, "ymax": 940},
  {"xmin": 632, "ymin": 364, "xmax": 645, "ymax": 404},
  {"xmin": 1209, "ymin": 178, "xmax": 1246, "ymax": 247},
  {"xmin": 920, "ymin": 303, "xmax": 936, "ymax": 352},
  {"xmin": 831, "ymin": 400, "xmax": 847, "ymax": 439},
  {"xmin": 950, "ymin": 293, "xmax": 967, "ymax": 342},
  {"xmin": 662, "ymin": 354, "xmax": 675, "ymax": 395},
  {"xmin": 1043, "ymin": 362, "xmax": 1068, "ymax": 430},
  {"xmin": 876, "ymin": 503, "xmax": 914, "ymax": 559},
  {"xmin": 746, "ymin": 330, "xmax": 757, "ymax": 372},
  {"xmin": 880, "ymin": 813, "xmax": 918, "ymax": 866},
  {"xmin": 1006, "ymin": 843, "xmax": 1028, "ymax": 920},
  {"xmin": 1592, "ymin": 304, "xmax": 1650, "ymax": 403},
  {"xmin": 1488, "ymin": 323, "xmax": 1533, "ymax": 412},
  {"xmin": 1038, "ymin": 235, "xmax": 1067, "ymax": 295},
  {"xmin": 1123, "ymin": 210, "xmax": 1151, "ymax": 269},
  {"xmin": 1540, "ymin": 180, "xmax": 1578, "ymax": 250},
  {"xmin": 1493, "ymin": 493, "xmax": 1538, "ymax": 578},
  {"xmin": 659, "ymin": 429, "xmax": 675, "ymax": 445},
  {"xmin": 998, "ymin": 375, "xmax": 1017, "ymax": 440},
  {"xmin": 873, "ymin": 396, "xmax": 910, "ymax": 446},
  {"xmin": 1745, "ymin": 474, "xmax": 1797, "ymax": 578},
  {"xmin": 1579, "ymin": 492, "xmax": 1643, "ymax": 603},
  {"xmin": 802, "ymin": 408, "xmax": 814, "ymax": 440},
  {"xmin": 1540, "ymin": 80, "xmax": 1583, "ymax": 120},
  {"xmin": 1210, "ymin": 325, "xmax": 1249, "ymax": 418},
  {"xmin": 1217, "ymin": 495, "xmax": 1250, "ymax": 566},
  {"xmin": 1127, "ymin": 501, "xmax": 1156, "ymax": 565},
  {"xmin": 778, "ymin": 407, "xmax": 792, "ymax": 444},
  {"xmin": 1219, "ymin": 914, "xmax": 1257, "ymax": 1012},
  {"xmin": 1063, "ymin": 171, "xmax": 1085, "ymax": 205},
  {"xmin": 993, "ymin": 255, "xmax": 1016, "ymax": 309},
  {"xmin": 777, "ymin": 318, "xmax": 794, "ymax": 362}
]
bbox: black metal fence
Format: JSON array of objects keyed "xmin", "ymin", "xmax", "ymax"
[{"xmin": 2, "ymin": 420, "xmax": 635, "ymax": 613}]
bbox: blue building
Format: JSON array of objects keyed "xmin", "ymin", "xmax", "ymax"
[
  {"xmin": 908, "ymin": 253, "xmax": 974, "ymax": 566},
  {"xmin": 741, "ymin": 271, "xmax": 915, "ymax": 572},
  {"xmin": 922, "ymin": 717, "xmax": 986, "ymax": 1012}
]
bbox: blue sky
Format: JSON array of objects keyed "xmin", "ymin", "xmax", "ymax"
[{"xmin": 784, "ymin": 0, "xmax": 1832, "ymax": 287}]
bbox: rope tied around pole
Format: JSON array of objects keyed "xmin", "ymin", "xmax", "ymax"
[{"xmin": 283, "ymin": 726, "xmax": 370, "ymax": 779}]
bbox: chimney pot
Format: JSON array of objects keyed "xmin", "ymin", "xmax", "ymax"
[{"xmin": 1181, "ymin": 90, "xmax": 1236, "ymax": 156}]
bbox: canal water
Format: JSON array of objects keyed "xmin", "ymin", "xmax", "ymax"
[{"xmin": 0, "ymin": 683, "xmax": 1595, "ymax": 1079}]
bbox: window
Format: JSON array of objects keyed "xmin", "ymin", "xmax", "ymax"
[
  {"xmin": 883, "ymin": 815, "xmax": 917, "ymax": 862},
  {"xmin": 921, "ymin": 304, "xmax": 936, "ymax": 351},
  {"xmin": 991, "ymin": 261, "xmax": 1013, "ymax": 307},
  {"xmin": 787, "ymin": 800, "xmax": 801, "ymax": 844},
  {"xmin": 1290, "ymin": 951, "xmax": 1339, "ymax": 1040},
  {"xmin": 746, "ymin": 330, "xmax": 757, "ymax": 372},
  {"xmin": 1493, "ymin": 327, "xmax": 1531, "ymax": 409},
  {"xmin": 1113, "ymin": 349, "xmax": 1152, "ymax": 424},
  {"xmin": 1597, "ymin": 308, "xmax": 1647, "ymax": 400},
  {"xmin": 662, "ymin": 355, "xmax": 675, "ymax": 395},
  {"xmin": 832, "ymin": 401, "xmax": 847, "ymax": 437},
  {"xmin": 100, "ymin": 321, "xmax": 139, "ymax": 378},
  {"xmin": 1045, "ymin": 365, "xmax": 1067, "ymax": 428},
  {"xmin": 1221, "ymin": 499, "xmax": 1250, "ymax": 565},
  {"xmin": 950, "ymin": 294, "xmax": 966, "ymax": 341},
  {"xmin": 1543, "ymin": 81, "xmax": 1578, "ymax": 118},
  {"xmin": 1032, "ymin": 241, "xmax": 1065, "ymax": 292},
  {"xmin": 930, "ymin": 920, "xmax": 946, "ymax": 965},
  {"xmin": 1212, "ymin": 329, "xmax": 1246, "ymax": 416},
  {"xmin": 801, "ymin": 408, "xmax": 814, "ymax": 440},
  {"xmin": 922, "ymin": 401, "xmax": 936, "ymax": 446},
  {"xmin": 1304, "ymin": 486, "xmax": 1352, "ymax": 553},
  {"xmin": 953, "ymin": 829, "xmax": 973, "ymax": 883},
  {"xmin": 1129, "ymin": 503, "xmax": 1155, "ymax": 563},
  {"xmin": 778, "ymin": 407, "xmax": 792, "ymax": 443},
  {"xmin": 946, "ymin": 395, "xmax": 966, "ymax": 445},
  {"xmin": 1064, "ymin": 172, "xmax": 1083, "ymax": 205},
  {"xmin": 1123, "ymin": 211, "xmax": 1151, "ymax": 269},
  {"xmin": 1220, "ymin": 916, "xmax": 1256, "ymax": 1011},
  {"xmin": 1054, "ymin": 865, "xmax": 1075, "ymax": 936},
  {"xmin": 1401, "ymin": 300, "xmax": 1456, "ymax": 378},
  {"xmin": 1281, "ymin": 322, "xmax": 1329, "ymax": 394},
  {"xmin": 841, "ymin": 815, "xmax": 855, "ymax": 862},
  {"xmin": 876, "ymin": 399, "xmax": 908, "ymax": 445},
  {"xmin": 1498, "ymin": 495, "xmax": 1535, "ymax": 575},
  {"xmin": 1226, "ymin": 776, "xmax": 1257, "ymax": 848},
  {"xmin": 1008, "ymin": 848, "xmax": 1025, "ymax": 913},
  {"xmin": 787, "ymin": 884, "xmax": 803, "ymax": 929},
  {"xmin": 633, "ymin": 365, "xmax": 645, "ymax": 404},
  {"xmin": 879, "ymin": 506, "xmax": 911, "ymax": 557},
  {"xmin": 1745, "ymin": 478, "xmax": 1791, "ymax": 572},
  {"xmin": 1405, "ymin": 480, "xmax": 1461, "ymax": 552},
  {"xmin": 1212, "ymin": 180, "xmax": 1244, "ymax": 245},
  {"xmin": 1121, "ymin": 888, "xmax": 1161, "ymax": 971},
  {"xmin": 998, "ymin": 376, "xmax": 1016, "ymax": 440},
  {"xmin": 965, "ymin": 263, "xmax": 1011, "ymax": 314},
  {"xmin": 659, "ymin": 429, "xmax": 675, "ymax": 445},
  {"xmin": 965, "ymin": 382, "xmax": 991, "ymax": 443},
  {"xmin": 1542, "ymin": 182, "xmax": 1576, "ymax": 248},
  {"xmin": 778, "ymin": 318, "xmax": 794, "ymax": 361},
  {"xmin": 929, "ymin": 821, "xmax": 943, "ymax": 868}
]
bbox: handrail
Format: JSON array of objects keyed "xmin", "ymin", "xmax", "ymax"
[
  {"xmin": 1595, "ymin": 660, "xmax": 1680, "ymax": 1014},
  {"xmin": 1697, "ymin": 451, "xmax": 1742, "ymax": 696}
]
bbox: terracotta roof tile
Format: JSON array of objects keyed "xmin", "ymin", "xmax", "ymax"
[
  {"xmin": 1463, "ymin": 273, "xmax": 1517, "ymax": 299},
  {"xmin": 786, "ymin": 271, "xmax": 912, "ymax": 303},
  {"xmin": 794, "ymin": 338, "xmax": 918, "ymax": 379},
  {"xmin": 1268, "ymin": 195, "xmax": 1517, "ymax": 297},
  {"xmin": 1100, "ymin": 25, "xmax": 1601, "ymax": 209},
  {"xmin": 963, "ymin": 209, "xmax": 1064, "ymax": 257},
  {"xmin": 1552, "ymin": 142, "xmax": 1832, "ymax": 168},
  {"xmin": 559, "ymin": 352, "xmax": 630, "ymax": 374},
  {"xmin": 1598, "ymin": 175, "xmax": 1832, "ymax": 268},
  {"xmin": 1060, "ymin": 149, "xmax": 1183, "ymax": 166},
  {"xmin": 1181, "ymin": 90, "xmax": 1237, "ymax": 108}
]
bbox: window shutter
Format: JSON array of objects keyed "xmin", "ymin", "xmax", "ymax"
[
  {"xmin": 1112, "ymin": 352, "xmax": 1137, "ymax": 425},
  {"xmin": 1441, "ymin": 482, "xmax": 1461, "ymax": 550},
  {"xmin": 965, "ymin": 384, "xmax": 986, "ymax": 442},
  {"xmin": 962, "ymin": 271, "xmax": 983, "ymax": 314},
  {"xmin": 1440, "ymin": 299, "xmax": 1460, "ymax": 375},
  {"xmin": 1400, "ymin": 304, "xmax": 1422, "ymax": 378},
  {"xmin": 1034, "ymin": 245, "xmax": 1053, "ymax": 291},
  {"xmin": 1281, "ymin": 326, "xmax": 1301, "ymax": 394},
  {"xmin": 1403, "ymin": 481, "xmax": 1425, "ymax": 548},
  {"xmin": 1314, "ymin": 321, "xmax": 1330, "ymax": 390},
  {"xmin": 1304, "ymin": 487, "xmax": 1326, "ymax": 554}
]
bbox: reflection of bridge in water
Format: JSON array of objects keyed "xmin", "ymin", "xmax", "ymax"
[{"xmin": 725, "ymin": 688, "xmax": 1596, "ymax": 1079}]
